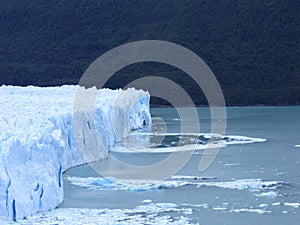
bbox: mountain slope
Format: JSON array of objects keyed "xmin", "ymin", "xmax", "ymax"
[{"xmin": 0, "ymin": 0, "xmax": 299, "ymax": 105}]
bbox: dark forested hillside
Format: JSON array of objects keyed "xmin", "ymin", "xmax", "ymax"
[{"xmin": 0, "ymin": 0, "xmax": 299, "ymax": 106}]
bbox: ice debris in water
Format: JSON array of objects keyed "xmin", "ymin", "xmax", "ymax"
[
  {"xmin": 10, "ymin": 204, "xmax": 195, "ymax": 225},
  {"xmin": 66, "ymin": 176, "xmax": 284, "ymax": 194},
  {"xmin": 66, "ymin": 176, "xmax": 189, "ymax": 191},
  {"xmin": 196, "ymin": 179, "xmax": 284, "ymax": 190}
]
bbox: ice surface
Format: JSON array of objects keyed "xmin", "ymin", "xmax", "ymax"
[{"xmin": 0, "ymin": 85, "xmax": 150, "ymax": 221}]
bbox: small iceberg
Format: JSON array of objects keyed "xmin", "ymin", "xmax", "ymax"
[
  {"xmin": 256, "ymin": 191, "xmax": 277, "ymax": 198},
  {"xmin": 284, "ymin": 203, "xmax": 300, "ymax": 208}
]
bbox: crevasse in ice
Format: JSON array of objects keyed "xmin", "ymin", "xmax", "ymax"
[{"xmin": 0, "ymin": 85, "xmax": 151, "ymax": 221}]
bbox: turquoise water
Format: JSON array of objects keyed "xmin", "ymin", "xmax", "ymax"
[{"xmin": 61, "ymin": 106, "xmax": 300, "ymax": 224}]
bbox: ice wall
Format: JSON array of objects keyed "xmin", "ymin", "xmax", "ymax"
[{"xmin": 0, "ymin": 85, "xmax": 151, "ymax": 221}]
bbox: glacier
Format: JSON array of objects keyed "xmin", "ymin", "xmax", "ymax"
[{"xmin": 0, "ymin": 85, "xmax": 151, "ymax": 221}]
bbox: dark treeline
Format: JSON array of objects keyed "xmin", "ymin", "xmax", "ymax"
[{"xmin": 0, "ymin": 0, "xmax": 299, "ymax": 106}]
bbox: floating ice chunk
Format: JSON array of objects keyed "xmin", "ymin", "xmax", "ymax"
[
  {"xmin": 259, "ymin": 204, "xmax": 268, "ymax": 208},
  {"xmin": 111, "ymin": 133, "xmax": 266, "ymax": 153},
  {"xmin": 196, "ymin": 179, "xmax": 283, "ymax": 190},
  {"xmin": 230, "ymin": 208, "xmax": 271, "ymax": 214},
  {"xmin": 155, "ymin": 203, "xmax": 178, "ymax": 208},
  {"xmin": 224, "ymin": 135, "xmax": 267, "ymax": 144},
  {"xmin": 295, "ymin": 145, "xmax": 300, "ymax": 148},
  {"xmin": 272, "ymin": 202, "xmax": 281, "ymax": 206},
  {"xmin": 142, "ymin": 199, "xmax": 152, "ymax": 203},
  {"xmin": 182, "ymin": 203, "xmax": 209, "ymax": 209},
  {"xmin": 224, "ymin": 163, "xmax": 242, "ymax": 167},
  {"xmin": 213, "ymin": 207, "xmax": 227, "ymax": 211},
  {"xmin": 284, "ymin": 203, "xmax": 300, "ymax": 208},
  {"xmin": 256, "ymin": 191, "xmax": 277, "ymax": 198}
]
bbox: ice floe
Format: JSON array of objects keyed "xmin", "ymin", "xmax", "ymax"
[{"xmin": 111, "ymin": 133, "xmax": 267, "ymax": 153}]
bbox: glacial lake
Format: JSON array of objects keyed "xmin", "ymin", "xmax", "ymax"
[{"xmin": 57, "ymin": 106, "xmax": 300, "ymax": 225}]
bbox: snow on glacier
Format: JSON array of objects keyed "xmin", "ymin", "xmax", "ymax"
[{"xmin": 0, "ymin": 85, "xmax": 151, "ymax": 221}]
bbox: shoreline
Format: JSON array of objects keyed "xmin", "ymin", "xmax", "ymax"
[{"xmin": 150, "ymin": 104, "xmax": 300, "ymax": 108}]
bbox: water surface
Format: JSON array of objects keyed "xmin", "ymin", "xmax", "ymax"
[{"xmin": 59, "ymin": 106, "xmax": 300, "ymax": 224}]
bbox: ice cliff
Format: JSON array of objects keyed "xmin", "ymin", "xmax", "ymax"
[{"xmin": 0, "ymin": 85, "xmax": 151, "ymax": 221}]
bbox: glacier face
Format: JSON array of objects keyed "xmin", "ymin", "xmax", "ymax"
[{"xmin": 0, "ymin": 85, "xmax": 151, "ymax": 221}]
